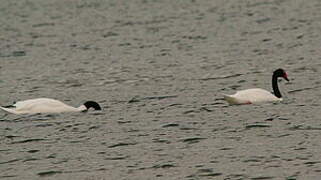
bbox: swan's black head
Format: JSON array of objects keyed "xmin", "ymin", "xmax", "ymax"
[
  {"xmin": 274, "ymin": 68, "xmax": 289, "ymax": 81},
  {"xmin": 83, "ymin": 101, "xmax": 102, "ymax": 111}
]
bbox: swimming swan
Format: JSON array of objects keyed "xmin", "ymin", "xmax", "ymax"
[
  {"xmin": 0, "ymin": 98, "xmax": 101, "ymax": 114},
  {"xmin": 223, "ymin": 68, "xmax": 289, "ymax": 105}
]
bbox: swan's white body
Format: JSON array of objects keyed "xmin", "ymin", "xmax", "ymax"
[
  {"xmin": 223, "ymin": 88, "xmax": 282, "ymax": 105},
  {"xmin": 0, "ymin": 98, "xmax": 87, "ymax": 114}
]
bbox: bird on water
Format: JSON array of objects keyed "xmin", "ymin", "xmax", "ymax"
[
  {"xmin": 223, "ymin": 68, "xmax": 289, "ymax": 105},
  {"xmin": 0, "ymin": 98, "xmax": 101, "ymax": 114}
]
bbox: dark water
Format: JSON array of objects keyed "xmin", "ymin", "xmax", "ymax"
[{"xmin": 1, "ymin": 0, "xmax": 321, "ymax": 179}]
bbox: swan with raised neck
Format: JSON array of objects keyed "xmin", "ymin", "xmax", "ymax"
[{"xmin": 223, "ymin": 68, "xmax": 289, "ymax": 105}]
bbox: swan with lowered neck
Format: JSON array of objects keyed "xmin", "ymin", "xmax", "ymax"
[
  {"xmin": 0, "ymin": 98, "xmax": 101, "ymax": 114},
  {"xmin": 223, "ymin": 68, "xmax": 289, "ymax": 105}
]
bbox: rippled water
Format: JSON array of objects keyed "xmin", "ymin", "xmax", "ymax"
[{"xmin": 1, "ymin": 0, "xmax": 321, "ymax": 179}]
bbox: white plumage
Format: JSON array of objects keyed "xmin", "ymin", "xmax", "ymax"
[
  {"xmin": 223, "ymin": 88, "xmax": 281, "ymax": 105},
  {"xmin": 0, "ymin": 98, "xmax": 101, "ymax": 114}
]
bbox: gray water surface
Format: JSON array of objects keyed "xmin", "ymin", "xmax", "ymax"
[{"xmin": 1, "ymin": 0, "xmax": 321, "ymax": 179}]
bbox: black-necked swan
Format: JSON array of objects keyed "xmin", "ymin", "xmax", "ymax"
[
  {"xmin": 223, "ymin": 68, "xmax": 289, "ymax": 105},
  {"xmin": 0, "ymin": 98, "xmax": 102, "ymax": 114}
]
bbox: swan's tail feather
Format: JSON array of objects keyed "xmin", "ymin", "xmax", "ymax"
[
  {"xmin": 222, "ymin": 93, "xmax": 238, "ymax": 105},
  {"xmin": 0, "ymin": 106, "xmax": 19, "ymax": 114}
]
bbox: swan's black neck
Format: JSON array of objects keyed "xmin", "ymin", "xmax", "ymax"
[
  {"xmin": 83, "ymin": 101, "xmax": 101, "ymax": 111},
  {"xmin": 272, "ymin": 74, "xmax": 282, "ymax": 98}
]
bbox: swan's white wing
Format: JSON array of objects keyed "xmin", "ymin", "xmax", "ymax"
[
  {"xmin": 14, "ymin": 98, "xmax": 63, "ymax": 110},
  {"xmin": 9, "ymin": 98, "xmax": 77, "ymax": 114},
  {"xmin": 224, "ymin": 88, "xmax": 281, "ymax": 105}
]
